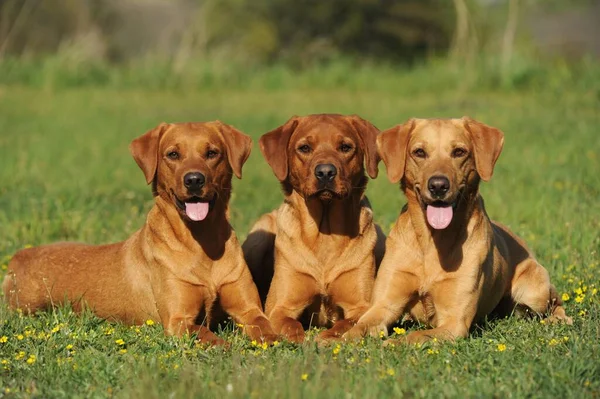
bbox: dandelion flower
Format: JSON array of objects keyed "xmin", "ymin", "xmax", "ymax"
[
  {"xmin": 332, "ymin": 344, "xmax": 341, "ymax": 355},
  {"xmin": 26, "ymin": 355, "xmax": 36, "ymax": 365},
  {"xmin": 301, "ymin": 373, "xmax": 308, "ymax": 381},
  {"xmin": 497, "ymin": 344, "xmax": 507, "ymax": 352},
  {"xmin": 66, "ymin": 344, "xmax": 73, "ymax": 350},
  {"xmin": 15, "ymin": 351, "xmax": 25, "ymax": 360},
  {"xmin": 119, "ymin": 349, "xmax": 127, "ymax": 354},
  {"xmin": 145, "ymin": 319, "xmax": 155, "ymax": 326},
  {"xmin": 386, "ymin": 368, "xmax": 395, "ymax": 376},
  {"xmin": 0, "ymin": 336, "xmax": 7, "ymax": 343},
  {"xmin": 115, "ymin": 339, "xmax": 125, "ymax": 346},
  {"xmin": 561, "ymin": 293, "xmax": 570, "ymax": 301},
  {"xmin": 575, "ymin": 295, "xmax": 584, "ymax": 303},
  {"xmin": 393, "ymin": 327, "xmax": 406, "ymax": 335},
  {"xmin": 16, "ymin": 334, "xmax": 24, "ymax": 340},
  {"xmin": 379, "ymin": 330, "xmax": 385, "ymax": 338}
]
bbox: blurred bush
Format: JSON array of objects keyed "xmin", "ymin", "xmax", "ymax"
[{"xmin": 0, "ymin": 0, "xmax": 454, "ymax": 65}]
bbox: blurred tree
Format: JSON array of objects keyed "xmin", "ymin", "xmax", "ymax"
[
  {"xmin": 0, "ymin": 0, "xmax": 455, "ymax": 65},
  {"xmin": 204, "ymin": 0, "xmax": 455, "ymax": 65}
]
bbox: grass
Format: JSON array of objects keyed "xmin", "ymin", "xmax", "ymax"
[{"xmin": 0, "ymin": 63, "xmax": 599, "ymax": 398}]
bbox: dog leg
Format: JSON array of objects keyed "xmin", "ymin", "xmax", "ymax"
[
  {"xmin": 510, "ymin": 259, "xmax": 572, "ymax": 325},
  {"xmin": 343, "ymin": 268, "xmax": 419, "ymax": 341},
  {"xmin": 219, "ymin": 269, "xmax": 279, "ymax": 344}
]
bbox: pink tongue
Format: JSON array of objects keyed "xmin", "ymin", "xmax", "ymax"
[
  {"xmin": 185, "ymin": 202, "xmax": 209, "ymax": 221},
  {"xmin": 426, "ymin": 205, "xmax": 453, "ymax": 230}
]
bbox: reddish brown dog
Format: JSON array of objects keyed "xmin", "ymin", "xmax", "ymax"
[
  {"xmin": 243, "ymin": 114, "xmax": 385, "ymax": 343},
  {"xmin": 3, "ymin": 121, "xmax": 277, "ymax": 345},
  {"xmin": 344, "ymin": 117, "xmax": 571, "ymax": 344}
]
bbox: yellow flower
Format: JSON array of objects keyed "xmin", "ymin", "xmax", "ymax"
[
  {"xmin": 562, "ymin": 336, "xmax": 569, "ymax": 342},
  {"xmin": 261, "ymin": 342, "xmax": 268, "ymax": 350},
  {"xmin": 24, "ymin": 244, "xmax": 33, "ymax": 249},
  {"xmin": 51, "ymin": 326, "xmax": 60, "ymax": 334},
  {"xmin": 427, "ymin": 349, "xmax": 439, "ymax": 355},
  {"xmin": 236, "ymin": 323, "xmax": 244, "ymax": 328},
  {"xmin": 16, "ymin": 334, "xmax": 24, "ymax": 340},
  {"xmin": 575, "ymin": 295, "xmax": 584, "ymax": 303},
  {"xmin": 579, "ymin": 309, "xmax": 587, "ymax": 317},
  {"xmin": 119, "ymin": 349, "xmax": 127, "ymax": 354},
  {"xmin": 26, "ymin": 355, "xmax": 36, "ymax": 364},
  {"xmin": 365, "ymin": 358, "xmax": 371, "ymax": 364},
  {"xmin": 548, "ymin": 338, "xmax": 560, "ymax": 347},
  {"xmin": 104, "ymin": 328, "xmax": 114, "ymax": 335},
  {"xmin": 1, "ymin": 264, "xmax": 7, "ymax": 271},
  {"xmin": 393, "ymin": 327, "xmax": 406, "ymax": 335},
  {"xmin": 561, "ymin": 293, "xmax": 570, "ymax": 301},
  {"xmin": 592, "ymin": 288, "xmax": 598, "ymax": 296},
  {"xmin": 115, "ymin": 339, "xmax": 125, "ymax": 346},
  {"xmin": 251, "ymin": 340, "xmax": 258, "ymax": 347},
  {"xmin": 497, "ymin": 344, "xmax": 507, "ymax": 352},
  {"xmin": 386, "ymin": 368, "xmax": 395, "ymax": 376},
  {"xmin": 0, "ymin": 336, "xmax": 7, "ymax": 343},
  {"xmin": 66, "ymin": 344, "xmax": 73, "ymax": 350},
  {"xmin": 574, "ymin": 287, "xmax": 583, "ymax": 295},
  {"xmin": 145, "ymin": 319, "xmax": 155, "ymax": 326},
  {"xmin": 379, "ymin": 330, "xmax": 385, "ymax": 338},
  {"xmin": 301, "ymin": 373, "xmax": 308, "ymax": 381},
  {"xmin": 332, "ymin": 344, "xmax": 341, "ymax": 355},
  {"xmin": 15, "ymin": 351, "xmax": 25, "ymax": 360},
  {"xmin": 272, "ymin": 341, "xmax": 280, "ymax": 347},
  {"xmin": 1, "ymin": 359, "xmax": 9, "ymax": 365}
]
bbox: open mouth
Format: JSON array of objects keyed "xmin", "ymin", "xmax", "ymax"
[
  {"xmin": 415, "ymin": 188, "xmax": 459, "ymax": 230},
  {"xmin": 173, "ymin": 192, "xmax": 216, "ymax": 222}
]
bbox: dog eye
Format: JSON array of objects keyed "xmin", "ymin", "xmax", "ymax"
[
  {"xmin": 206, "ymin": 150, "xmax": 219, "ymax": 159},
  {"xmin": 298, "ymin": 144, "xmax": 311, "ymax": 154},
  {"xmin": 339, "ymin": 143, "xmax": 353, "ymax": 153},
  {"xmin": 413, "ymin": 148, "xmax": 426, "ymax": 158},
  {"xmin": 452, "ymin": 148, "xmax": 467, "ymax": 158},
  {"xmin": 167, "ymin": 151, "xmax": 180, "ymax": 160}
]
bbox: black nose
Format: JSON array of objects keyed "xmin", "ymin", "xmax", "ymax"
[
  {"xmin": 428, "ymin": 175, "xmax": 450, "ymax": 198},
  {"xmin": 184, "ymin": 172, "xmax": 205, "ymax": 191},
  {"xmin": 315, "ymin": 164, "xmax": 337, "ymax": 182}
]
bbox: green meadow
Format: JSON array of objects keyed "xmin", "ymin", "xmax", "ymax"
[{"xmin": 0, "ymin": 61, "xmax": 599, "ymax": 398}]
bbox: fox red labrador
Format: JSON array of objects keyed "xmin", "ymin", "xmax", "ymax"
[{"xmin": 3, "ymin": 121, "xmax": 277, "ymax": 345}]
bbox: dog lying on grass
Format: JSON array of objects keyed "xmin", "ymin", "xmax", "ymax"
[
  {"xmin": 3, "ymin": 121, "xmax": 277, "ymax": 345},
  {"xmin": 243, "ymin": 114, "xmax": 385, "ymax": 343},
  {"xmin": 343, "ymin": 117, "xmax": 572, "ymax": 344}
]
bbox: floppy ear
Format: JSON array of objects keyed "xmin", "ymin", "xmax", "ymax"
[
  {"xmin": 214, "ymin": 121, "xmax": 253, "ymax": 179},
  {"xmin": 347, "ymin": 115, "xmax": 381, "ymax": 179},
  {"xmin": 376, "ymin": 119, "xmax": 416, "ymax": 184},
  {"xmin": 129, "ymin": 123, "xmax": 169, "ymax": 184},
  {"xmin": 462, "ymin": 117, "xmax": 505, "ymax": 181},
  {"xmin": 259, "ymin": 116, "xmax": 300, "ymax": 181}
]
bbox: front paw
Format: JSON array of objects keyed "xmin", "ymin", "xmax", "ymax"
[
  {"xmin": 281, "ymin": 322, "xmax": 305, "ymax": 343},
  {"xmin": 367, "ymin": 324, "xmax": 388, "ymax": 339}
]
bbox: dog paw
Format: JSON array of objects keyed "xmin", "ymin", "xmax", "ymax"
[
  {"xmin": 259, "ymin": 333, "xmax": 281, "ymax": 345},
  {"xmin": 544, "ymin": 315, "xmax": 573, "ymax": 325},
  {"xmin": 367, "ymin": 324, "xmax": 388, "ymax": 339}
]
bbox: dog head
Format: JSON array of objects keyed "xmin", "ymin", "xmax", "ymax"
[
  {"xmin": 377, "ymin": 117, "xmax": 504, "ymax": 229},
  {"xmin": 259, "ymin": 114, "xmax": 379, "ymax": 201},
  {"xmin": 130, "ymin": 121, "xmax": 252, "ymax": 222}
]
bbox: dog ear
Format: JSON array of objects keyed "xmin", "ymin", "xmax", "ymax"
[
  {"xmin": 259, "ymin": 116, "xmax": 300, "ymax": 181},
  {"xmin": 130, "ymin": 123, "xmax": 169, "ymax": 184},
  {"xmin": 462, "ymin": 117, "xmax": 505, "ymax": 181},
  {"xmin": 348, "ymin": 115, "xmax": 381, "ymax": 179},
  {"xmin": 376, "ymin": 119, "xmax": 416, "ymax": 183},
  {"xmin": 214, "ymin": 121, "xmax": 253, "ymax": 179}
]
